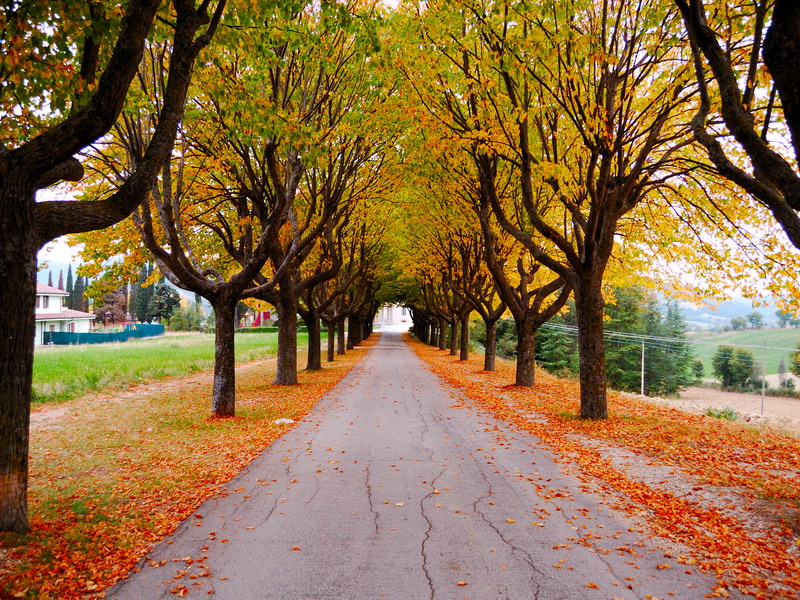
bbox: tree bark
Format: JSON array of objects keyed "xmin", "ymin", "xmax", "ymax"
[
  {"xmin": 483, "ymin": 318, "xmax": 497, "ymax": 371},
  {"xmin": 575, "ymin": 275, "xmax": 608, "ymax": 418},
  {"xmin": 438, "ymin": 316, "xmax": 447, "ymax": 350},
  {"xmin": 449, "ymin": 316, "xmax": 458, "ymax": 356},
  {"xmin": 211, "ymin": 300, "xmax": 236, "ymax": 417},
  {"xmin": 514, "ymin": 317, "xmax": 536, "ymax": 387},
  {"xmin": 274, "ymin": 293, "xmax": 299, "ymax": 385},
  {"xmin": 0, "ymin": 183, "xmax": 36, "ymax": 533},
  {"xmin": 459, "ymin": 313, "xmax": 470, "ymax": 361},
  {"xmin": 326, "ymin": 319, "xmax": 335, "ymax": 362},
  {"xmin": 304, "ymin": 314, "xmax": 322, "ymax": 371},
  {"xmin": 763, "ymin": 0, "xmax": 800, "ymax": 162},
  {"xmin": 337, "ymin": 316, "xmax": 346, "ymax": 355}
]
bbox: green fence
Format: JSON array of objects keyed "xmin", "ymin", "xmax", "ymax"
[{"xmin": 43, "ymin": 324, "xmax": 165, "ymax": 345}]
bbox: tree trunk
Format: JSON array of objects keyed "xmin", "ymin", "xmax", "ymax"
[
  {"xmin": 274, "ymin": 293, "xmax": 298, "ymax": 385},
  {"xmin": 484, "ymin": 318, "xmax": 497, "ymax": 371},
  {"xmin": 438, "ymin": 316, "xmax": 447, "ymax": 350},
  {"xmin": 305, "ymin": 314, "xmax": 322, "ymax": 371},
  {"xmin": 211, "ymin": 300, "xmax": 236, "ymax": 417},
  {"xmin": 514, "ymin": 317, "xmax": 536, "ymax": 387},
  {"xmin": 326, "ymin": 319, "xmax": 335, "ymax": 362},
  {"xmin": 0, "ymin": 188, "xmax": 36, "ymax": 533},
  {"xmin": 337, "ymin": 316, "xmax": 346, "ymax": 355},
  {"xmin": 459, "ymin": 313, "xmax": 470, "ymax": 361},
  {"xmin": 575, "ymin": 275, "xmax": 608, "ymax": 419},
  {"xmin": 449, "ymin": 316, "xmax": 458, "ymax": 356}
]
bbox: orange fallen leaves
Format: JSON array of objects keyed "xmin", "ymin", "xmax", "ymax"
[
  {"xmin": 410, "ymin": 336, "xmax": 800, "ymax": 599},
  {"xmin": 2, "ymin": 340, "xmax": 373, "ymax": 599}
]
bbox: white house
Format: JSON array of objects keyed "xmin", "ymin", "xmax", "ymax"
[
  {"xmin": 374, "ymin": 304, "xmax": 409, "ymax": 326},
  {"xmin": 35, "ymin": 283, "xmax": 94, "ymax": 345}
]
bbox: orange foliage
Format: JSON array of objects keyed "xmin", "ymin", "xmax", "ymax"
[
  {"xmin": 2, "ymin": 341, "xmax": 373, "ymax": 599},
  {"xmin": 410, "ymin": 335, "xmax": 800, "ymax": 600}
]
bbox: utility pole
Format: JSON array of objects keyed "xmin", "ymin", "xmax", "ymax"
[{"xmin": 640, "ymin": 340, "xmax": 645, "ymax": 396}]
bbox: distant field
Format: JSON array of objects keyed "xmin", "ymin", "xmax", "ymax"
[
  {"xmin": 32, "ymin": 331, "xmax": 312, "ymax": 404},
  {"xmin": 688, "ymin": 328, "xmax": 800, "ymax": 377}
]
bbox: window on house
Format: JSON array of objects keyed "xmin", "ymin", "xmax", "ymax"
[
  {"xmin": 69, "ymin": 323, "xmax": 75, "ymax": 332},
  {"xmin": 49, "ymin": 325, "xmax": 55, "ymax": 332},
  {"xmin": 401, "ymin": 307, "xmax": 407, "ymax": 316},
  {"xmin": 36, "ymin": 296, "xmax": 40, "ymax": 308},
  {"xmin": 42, "ymin": 296, "xmax": 49, "ymax": 309}
]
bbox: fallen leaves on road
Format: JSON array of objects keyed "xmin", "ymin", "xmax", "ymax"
[
  {"xmin": 1, "ymin": 341, "xmax": 372, "ymax": 599},
  {"xmin": 410, "ymin": 337, "xmax": 800, "ymax": 599}
]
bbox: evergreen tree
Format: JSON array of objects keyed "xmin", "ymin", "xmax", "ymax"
[
  {"xmin": 65, "ymin": 265, "xmax": 74, "ymax": 308},
  {"xmin": 651, "ymin": 301, "xmax": 694, "ymax": 396},
  {"xmin": 47, "ymin": 271, "xmax": 53, "ymax": 287},
  {"xmin": 57, "ymin": 270, "xmax": 64, "ymax": 290},
  {"xmin": 133, "ymin": 263, "xmax": 155, "ymax": 322},
  {"xmin": 148, "ymin": 283, "xmax": 180, "ymax": 323},
  {"xmin": 72, "ymin": 276, "xmax": 87, "ymax": 312},
  {"xmin": 605, "ymin": 288, "xmax": 647, "ymax": 393},
  {"xmin": 536, "ymin": 322, "xmax": 576, "ymax": 375}
]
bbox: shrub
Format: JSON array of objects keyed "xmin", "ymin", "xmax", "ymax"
[{"xmin": 704, "ymin": 406, "xmax": 738, "ymax": 421}]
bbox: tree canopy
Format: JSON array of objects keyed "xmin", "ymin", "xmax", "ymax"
[{"xmin": 5, "ymin": 0, "xmax": 800, "ymax": 534}]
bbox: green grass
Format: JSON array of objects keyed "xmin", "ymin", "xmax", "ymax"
[
  {"xmin": 688, "ymin": 328, "xmax": 800, "ymax": 377},
  {"xmin": 32, "ymin": 331, "xmax": 312, "ymax": 404}
]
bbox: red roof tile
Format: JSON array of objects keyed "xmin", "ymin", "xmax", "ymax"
[
  {"xmin": 36, "ymin": 309, "xmax": 94, "ymax": 321},
  {"xmin": 36, "ymin": 283, "xmax": 68, "ymax": 295}
]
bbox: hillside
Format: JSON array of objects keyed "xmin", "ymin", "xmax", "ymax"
[{"xmin": 688, "ymin": 328, "xmax": 800, "ymax": 377}]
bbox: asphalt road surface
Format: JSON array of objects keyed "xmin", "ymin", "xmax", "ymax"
[{"xmin": 108, "ymin": 325, "xmax": 732, "ymax": 600}]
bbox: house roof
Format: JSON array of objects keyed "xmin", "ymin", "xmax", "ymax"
[
  {"xmin": 36, "ymin": 309, "xmax": 94, "ymax": 321},
  {"xmin": 37, "ymin": 283, "xmax": 69, "ymax": 296}
]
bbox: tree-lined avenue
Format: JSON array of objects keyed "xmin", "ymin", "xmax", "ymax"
[{"xmin": 108, "ymin": 326, "xmax": 735, "ymax": 600}]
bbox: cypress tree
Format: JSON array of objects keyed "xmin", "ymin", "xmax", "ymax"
[{"xmin": 65, "ymin": 265, "xmax": 74, "ymax": 308}]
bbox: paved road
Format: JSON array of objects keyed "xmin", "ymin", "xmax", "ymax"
[{"xmin": 109, "ymin": 326, "xmax": 730, "ymax": 599}]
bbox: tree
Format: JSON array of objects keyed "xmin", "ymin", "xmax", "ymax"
[
  {"xmin": 790, "ymin": 345, "xmax": 800, "ymax": 379},
  {"xmin": 712, "ymin": 345, "xmax": 757, "ymax": 390},
  {"xmin": 677, "ymin": 1, "xmax": 800, "ymax": 253},
  {"xmin": 133, "ymin": 263, "xmax": 156, "ymax": 323},
  {"xmin": 169, "ymin": 304, "xmax": 204, "ymax": 331},
  {"xmin": 730, "ymin": 316, "xmax": 748, "ymax": 331},
  {"xmin": 148, "ymin": 283, "xmax": 180, "ymax": 323},
  {"xmin": 65, "ymin": 265, "xmax": 74, "ymax": 309},
  {"xmin": 0, "ymin": 0, "xmax": 227, "ymax": 533},
  {"xmin": 692, "ymin": 358, "xmax": 705, "ymax": 382},
  {"xmin": 776, "ymin": 309, "xmax": 793, "ymax": 328},
  {"xmin": 405, "ymin": 0, "xmax": 695, "ymax": 413},
  {"xmin": 746, "ymin": 312, "xmax": 764, "ymax": 330},
  {"xmin": 94, "ymin": 290, "xmax": 128, "ymax": 326},
  {"xmin": 72, "ymin": 275, "xmax": 88, "ymax": 312}
]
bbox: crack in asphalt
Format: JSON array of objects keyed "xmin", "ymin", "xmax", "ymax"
[
  {"xmin": 364, "ymin": 463, "xmax": 380, "ymax": 536},
  {"xmin": 473, "ymin": 470, "xmax": 543, "ymax": 599},
  {"xmin": 419, "ymin": 466, "xmax": 448, "ymax": 600}
]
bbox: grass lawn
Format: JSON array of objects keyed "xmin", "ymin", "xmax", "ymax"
[
  {"xmin": 688, "ymin": 328, "xmax": 800, "ymax": 377},
  {"xmin": 3, "ymin": 336, "xmax": 369, "ymax": 600},
  {"xmin": 32, "ymin": 331, "xmax": 314, "ymax": 404}
]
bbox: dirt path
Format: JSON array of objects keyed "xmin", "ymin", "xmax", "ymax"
[{"xmin": 647, "ymin": 386, "xmax": 800, "ymax": 433}]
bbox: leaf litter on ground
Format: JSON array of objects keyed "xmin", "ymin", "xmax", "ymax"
[{"xmin": 1, "ymin": 340, "xmax": 372, "ymax": 599}]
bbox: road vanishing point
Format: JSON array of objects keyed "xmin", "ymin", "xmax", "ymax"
[{"xmin": 108, "ymin": 325, "xmax": 736, "ymax": 600}]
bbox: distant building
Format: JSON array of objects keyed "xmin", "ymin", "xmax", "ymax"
[
  {"xmin": 374, "ymin": 304, "xmax": 408, "ymax": 326},
  {"xmin": 35, "ymin": 283, "xmax": 94, "ymax": 345}
]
